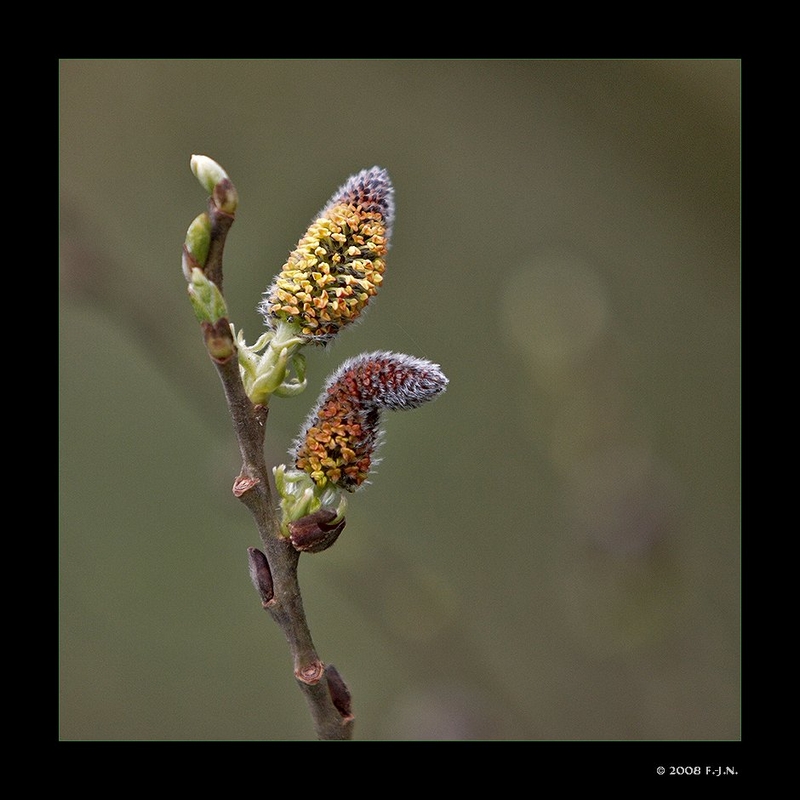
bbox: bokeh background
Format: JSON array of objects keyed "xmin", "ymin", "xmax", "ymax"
[{"xmin": 59, "ymin": 60, "xmax": 740, "ymax": 741}]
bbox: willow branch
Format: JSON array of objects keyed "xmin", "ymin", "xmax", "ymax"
[{"xmin": 186, "ymin": 176, "xmax": 353, "ymax": 740}]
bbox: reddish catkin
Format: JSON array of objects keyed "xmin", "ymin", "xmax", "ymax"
[{"xmin": 292, "ymin": 352, "xmax": 448, "ymax": 491}]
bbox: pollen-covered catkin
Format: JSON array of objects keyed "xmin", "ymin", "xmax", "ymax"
[
  {"xmin": 292, "ymin": 352, "xmax": 448, "ymax": 491},
  {"xmin": 258, "ymin": 167, "xmax": 395, "ymax": 344}
]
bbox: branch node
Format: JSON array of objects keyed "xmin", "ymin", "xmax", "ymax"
[
  {"xmin": 233, "ymin": 474, "xmax": 261, "ymax": 497},
  {"xmin": 295, "ymin": 660, "xmax": 325, "ymax": 685},
  {"xmin": 201, "ymin": 319, "xmax": 236, "ymax": 363}
]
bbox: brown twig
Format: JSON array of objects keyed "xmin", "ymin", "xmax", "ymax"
[{"xmin": 190, "ymin": 188, "xmax": 353, "ymax": 741}]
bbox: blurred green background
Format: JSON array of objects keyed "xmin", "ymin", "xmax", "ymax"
[{"xmin": 59, "ymin": 59, "xmax": 740, "ymax": 741}]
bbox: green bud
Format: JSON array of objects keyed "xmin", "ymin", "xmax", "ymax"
[
  {"xmin": 188, "ymin": 267, "xmax": 228, "ymax": 324},
  {"xmin": 191, "ymin": 154, "xmax": 229, "ymax": 193},
  {"xmin": 183, "ymin": 212, "xmax": 212, "ymax": 278},
  {"xmin": 191, "ymin": 155, "xmax": 239, "ymax": 213},
  {"xmin": 233, "ymin": 322, "xmax": 308, "ymax": 406},
  {"xmin": 273, "ymin": 465, "xmax": 347, "ymax": 537}
]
